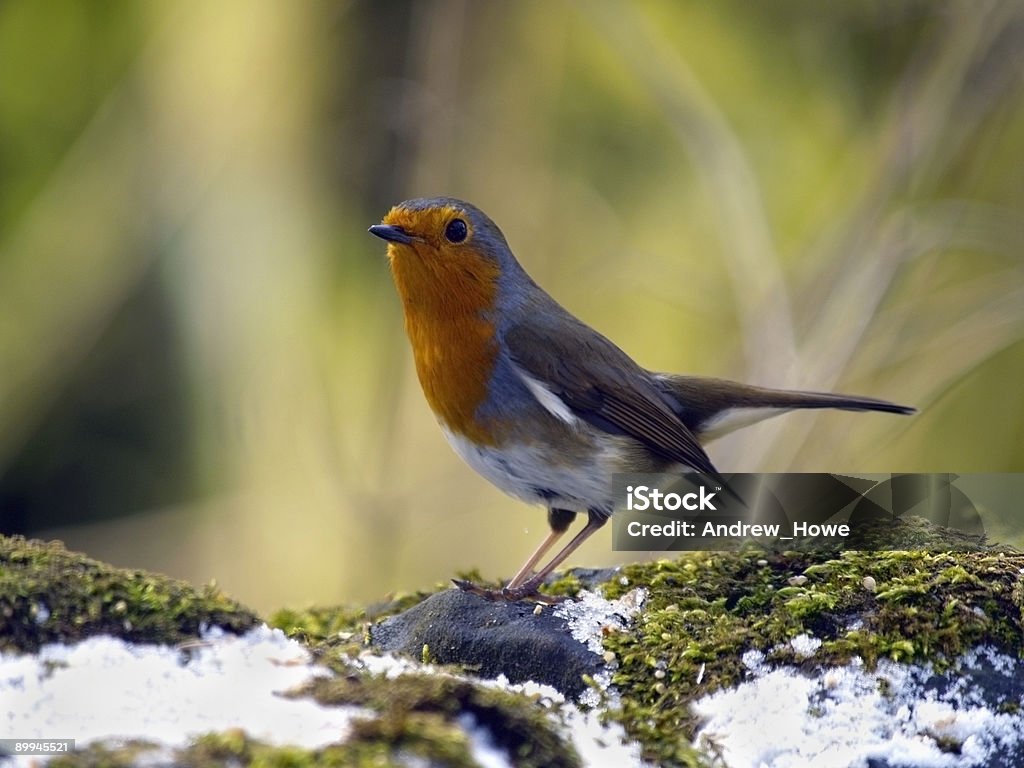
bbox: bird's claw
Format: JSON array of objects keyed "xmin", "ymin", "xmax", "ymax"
[
  {"xmin": 451, "ymin": 578, "xmax": 566, "ymax": 605},
  {"xmin": 450, "ymin": 578, "xmax": 502, "ymax": 600}
]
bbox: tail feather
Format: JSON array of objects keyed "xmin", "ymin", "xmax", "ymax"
[{"xmin": 654, "ymin": 374, "xmax": 916, "ymax": 442}]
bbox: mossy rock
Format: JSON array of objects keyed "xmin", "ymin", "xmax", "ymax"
[
  {"xmin": 600, "ymin": 545, "xmax": 1024, "ymax": 766},
  {"xmin": 268, "ymin": 519, "xmax": 1024, "ymax": 766},
  {"xmin": 0, "ymin": 534, "xmax": 258, "ymax": 652},
  {"xmin": 7, "ymin": 519, "xmax": 1024, "ymax": 768}
]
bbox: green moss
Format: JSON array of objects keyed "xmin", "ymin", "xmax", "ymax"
[
  {"xmin": 270, "ymin": 581, "xmax": 453, "ymax": 666},
  {"xmin": 296, "ymin": 671, "xmax": 581, "ymax": 768},
  {"xmin": 47, "ymin": 731, "xmax": 398, "ymax": 768},
  {"xmin": 184, "ymin": 731, "xmax": 359, "ymax": 768},
  {"xmin": 48, "ymin": 741, "xmax": 159, "ymax": 768},
  {"xmin": 0, "ymin": 535, "xmax": 258, "ymax": 653},
  {"xmin": 600, "ymin": 541, "xmax": 1024, "ymax": 767},
  {"xmin": 271, "ymin": 587, "xmax": 441, "ymax": 640},
  {"xmin": 346, "ymin": 712, "xmax": 480, "ymax": 767},
  {"xmin": 542, "ymin": 570, "xmax": 587, "ymax": 599}
]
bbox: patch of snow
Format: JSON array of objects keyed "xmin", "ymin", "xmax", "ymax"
[
  {"xmin": 741, "ymin": 648, "xmax": 767, "ymax": 673},
  {"xmin": 482, "ymin": 674, "xmax": 651, "ymax": 768},
  {"xmin": 0, "ymin": 625, "xmax": 360, "ymax": 766},
  {"xmin": 788, "ymin": 633, "xmax": 821, "ymax": 659},
  {"xmin": 691, "ymin": 645, "xmax": 1024, "ymax": 767},
  {"xmin": 347, "ymin": 651, "xmax": 651, "ymax": 767},
  {"xmin": 554, "ymin": 588, "xmax": 646, "ymax": 708},
  {"xmin": 457, "ymin": 713, "xmax": 516, "ymax": 768},
  {"xmin": 355, "ymin": 649, "xmax": 423, "ymax": 678},
  {"xmin": 554, "ymin": 588, "xmax": 646, "ymax": 656}
]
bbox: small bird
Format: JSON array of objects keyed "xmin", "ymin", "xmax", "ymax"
[{"xmin": 369, "ymin": 198, "xmax": 914, "ymax": 602}]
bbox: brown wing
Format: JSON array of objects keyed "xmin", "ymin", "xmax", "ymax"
[{"xmin": 505, "ymin": 322, "xmax": 719, "ymax": 476}]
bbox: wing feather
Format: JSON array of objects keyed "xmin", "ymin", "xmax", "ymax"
[{"xmin": 505, "ymin": 322, "xmax": 718, "ymax": 476}]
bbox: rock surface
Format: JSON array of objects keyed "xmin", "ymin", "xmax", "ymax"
[{"xmin": 370, "ymin": 586, "xmax": 608, "ymax": 698}]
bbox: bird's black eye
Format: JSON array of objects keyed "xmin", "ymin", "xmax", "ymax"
[{"xmin": 444, "ymin": 218, "xmax": 468, "ymax": 243}]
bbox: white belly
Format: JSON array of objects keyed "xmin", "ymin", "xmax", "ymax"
[{"xmin": 441, "ymin": 427, "xmax": 625, "ymax": 514}]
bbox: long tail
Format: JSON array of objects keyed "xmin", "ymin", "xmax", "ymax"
[{"xmin": 654, "ymin": 374, "xmax": 916, "ymax": 442}]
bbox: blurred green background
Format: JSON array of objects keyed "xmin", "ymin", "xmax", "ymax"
[{"xmin": 1, "ymin": 1, "xmax": 1022, "ymax": 614}]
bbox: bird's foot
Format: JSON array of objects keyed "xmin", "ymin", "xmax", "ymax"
[
  {"xmin": 451, "ymin": 578, "xmax": 566, "ymax": 605},
  {"xmin": 450, "ymin": 578, "xmax": 502, "ymax": 600}
]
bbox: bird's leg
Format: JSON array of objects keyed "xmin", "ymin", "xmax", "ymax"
[
  {"xmin": 453, "ymin": 508, "xmax": 577, "ymax": 603},
  {"xmin": 505, "ymin": 508, "xmax": 576, "ymax": 590},
  {"xmin": 501, "ymin": 510, "xmax": 608, "ymax": 602}
]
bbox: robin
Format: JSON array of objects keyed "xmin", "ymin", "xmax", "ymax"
[{"xmin": 369, "ymin": 197, "xmax": 914, "ymax": 602}]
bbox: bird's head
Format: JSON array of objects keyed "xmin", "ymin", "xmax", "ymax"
[{"xmin": 369, "ymin": 197, "xmax": 518, "ymax": 317}]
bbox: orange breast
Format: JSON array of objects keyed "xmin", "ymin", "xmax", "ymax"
[{"xmin": 389, "ymin": 240, "xmax": 503, "ymax": 446}]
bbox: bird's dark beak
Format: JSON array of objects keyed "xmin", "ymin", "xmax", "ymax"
[{"xmin": 368, "ymin": 224, "xmax": 414, "ymax": 244}]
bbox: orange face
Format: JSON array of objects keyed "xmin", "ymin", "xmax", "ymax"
[
  {"xmin": 380, "ymin": 203, "xmax": 503, "ymax": 446},
  {"xmin": 381, "ymin": 203, "xmax": 500, "ymax": 312}
]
